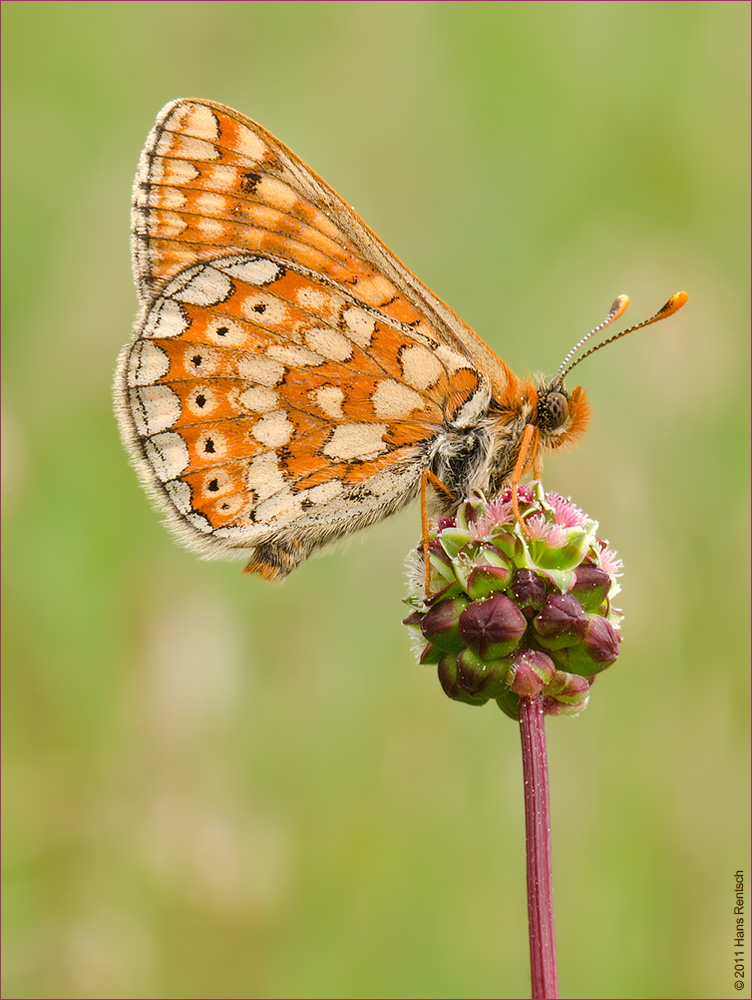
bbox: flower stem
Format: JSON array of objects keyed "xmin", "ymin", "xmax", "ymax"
[{"xmin": 519, "ymin": 695, "xmax": 559, "ymax": 999}]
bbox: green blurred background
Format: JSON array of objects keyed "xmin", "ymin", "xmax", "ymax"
[{"xmin": 3, "ymin": 2, "xmax": 749, "ymax": 998}]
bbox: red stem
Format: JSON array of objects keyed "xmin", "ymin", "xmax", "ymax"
[{"xmin": 519, "ymin": 696, "xmax": 559, "ymax": 999}]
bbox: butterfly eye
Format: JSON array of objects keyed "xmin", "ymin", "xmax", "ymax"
[{"xmin": 537, "ymin": 390, "xmax": 569, "ymax": 432}]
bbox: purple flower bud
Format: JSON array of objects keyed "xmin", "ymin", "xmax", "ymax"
[
  {"xmin": 420, "ymin": 596, "xmax": 469, "ymax": 653},
  {"xmin": 509, "ymin": 569, "xmax": 547, "ymax": 618},
  {"xmin": 556, "ymin": 615, "xmax": 621, "ymax": 676},
  {"xmin": 543, "ymin": 669, "xmax": 591, "ymax": 714},
  {"xmin": 583, "ymin": 615, "xmax": 621, "ymax": 664},
  {"xmin": 571, "ymin": 564, "xmax": 611, "ymax": 612},
  {"xmin": 532, "ymin": 593, "xmax": 589, "ymax": 649},
  {"xmin": 553, "ymin": 615, "xmax": 621, "ymax": 676},
  {"xmin": 437, "ymin": 654, "xmax": 489, "ymax": 705},
  {"xmin": 456, "ymin": 648, "xmax": 511, "ymax": 698},
  {"xmin": 507, "ymin": 650, "xmax": 556, "ymax": 697},
  {"xmin": 458, "ymin": 593, "xmax": 527, "ymax": 659},
  {"xmin": 545, "ymin": 670, "xmax": 591, "ymax": 702}
]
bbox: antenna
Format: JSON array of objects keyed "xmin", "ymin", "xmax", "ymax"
[{"xmin": 553, "ymin": 291, "xmax": 688, "ymax": 387}]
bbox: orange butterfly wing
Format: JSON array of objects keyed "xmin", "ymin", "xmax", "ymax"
[{"xmin": 116, "ymin": 99, "xmax": 522, "ymax": 578}]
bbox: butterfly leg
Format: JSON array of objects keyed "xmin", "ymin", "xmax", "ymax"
[
  {"xmin": 420, "ymin": 469, "xmax": 454, "ymax": 596},
  {"xmin": 510, "ymin": 423, "xmax": 539, "ymax": 527}
]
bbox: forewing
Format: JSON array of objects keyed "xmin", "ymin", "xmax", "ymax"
[{"xmin": 117, "ymin": 100, "xmax": 504, "ymax": 572}]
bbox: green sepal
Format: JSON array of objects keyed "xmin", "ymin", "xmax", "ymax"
[{"xmin": 437, "ymin": 527, "xmax": 472, "ymax": 559}]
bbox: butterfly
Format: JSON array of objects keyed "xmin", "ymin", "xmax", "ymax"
[{"xmin": 114, "ymin": 99, "xmax": 686, "ymax": 581}]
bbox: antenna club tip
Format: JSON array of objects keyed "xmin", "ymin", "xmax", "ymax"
[
  {"xmin": 663, "ymin": 290, "xmax": 689, "ymax": 316},
  {"xmin": 612, "ymin": 294, "xmax": 629, "ymax": 319}
]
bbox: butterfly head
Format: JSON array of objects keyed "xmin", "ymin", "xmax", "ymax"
[{"xmin": 533, "ymin": 381, "xmax": 590, "ymax": 451}]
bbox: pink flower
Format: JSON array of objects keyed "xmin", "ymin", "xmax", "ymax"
[
  {"xmin": 525, "ymin": 515, "xmax": 567, "ymax": 549},
  {"xmin": 600, "ymin": 546, "xmax": 624, "ymax": 577},
  {"xmin": 468, "ymin": 517, "xmax": 493, "ymax": 541},
  {"xmin": 524, "ymin": 514, "xmax": 548, "ymax": 541},
  {"xmin": 485, "ymin": 496, "xmax": 515, "ymax": 526},
  {"xmin": 546, "ymin": 492, "xmax": 585, "ymax": 527}
]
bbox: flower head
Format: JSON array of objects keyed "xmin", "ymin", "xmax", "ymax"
[{"xmin": 404, "ymin": 483, "xmax": 624, "ymax": 719}]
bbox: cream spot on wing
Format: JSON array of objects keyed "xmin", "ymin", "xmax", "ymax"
[
  {"xmin": 194, "ymin": 215, "xmax": 226, "ymax": 242},
  {"xmin": 252, "ymin": 411, "xmax": 294, "ymax": 447},
  {"xmin": 342, "ymin": 306, "xmax": 376, "ymax": 347},
  {"xmin": 246, "ymin": 452, "xmax": 286, "ymax": 500},
  {"xmin": 153, "ymin": 133, "xmax": 175, "ymax": 157},
  {"xmin": 176, "ymin": 103, "xmax": 220, "ymax": 140},
  {"xmin": 184, "ymin": 346, "xmax": 219, "ymax": 376},
  {"xmin": 186, "ymin": 386, "xmax": 217, "ymax": 418},
  {"xmin": 222, "ymin": 257, "xmax": 281, "ymax": 286},
  {"xmin": 239, "ymin": 387, "xmax": 279, "ymax": 412},
  {"xmin": 266, "ymin": 345, "xmax": 323, "ymax": 367},
  {"xmin": 235, "ymin": 125, "xmax": 268, "ymax": 163},
  {"xmin": 164, "ymin": 479, "xmax": 193, "ymax": 515},
  {"xmin": 155, "ymin": 211, "xmax": 188, "ymax": 238},
  {"xmin": 213, "ymin": 495, "xmax": 247, "ymax": 519},
  {"xmin": 372, "ymin": 379, "xmax": 424, "ymax": 418},
  {"xmin": 202, "ymin": 163, "xmax": 239, "ymax": 189},
  {"xmin": 451, "ymin": 384, "xmax": 492, "ymax": 428},
  {"xmin": 188, "ymin": 512, "xmax": 214, "ymax": 534},
  {"xmin": 311, "ymin": 385, "xmax": 344, "ymax": 419},
  {"xmin": 194, "ymin": 192, "xmax": 227, "ymax": 216},
  {"xmin": 172, "ymin": 265, "xmax": 232, "ymax": 306},
  {"xmin": 257, "ymin": 176, "xmax": 298, "ymax": 211},
  {"xmin": 304, "ymin": 481, "xmax": 344, "ymax": 504},
  {"xmin": 197, "ymin": 429, "xmax": 227, "ymax": 458},
  {"xmin": 434, "ymin": 345, "xmax": 469, "ymax": 375},
  {"xmin": 400, "ymin": 345, "xmax": 444, "ymax": 390},
  {"xmin": 240, "ymin": 293, "xmax": 287, "ymax": 325},
  {"xmin": 130, "ymin": 385, "xmax": 181, "ymax": 435},
  {"xmin": 295, "ymin": 286, "xmax": 325, "ymax": 311},
  {"xmin": 144, "ymin": 432, "xmax": 190, "ymax": 480},
  {"xmin": 128, "ymin": 341, "xmax": 170, "ymax": 386},
  {"xmin": 305, "ymin": 327, "xmax": 352, "ymax": 361},
  {"xmin": 200, "ymin": 468, "xmax": 235, "ymax": 497},
  {"xmin": 162, "ymin": 159, "xmax": 200, "ymax": 185},
  {"xmin": 159, "ymin": 187, "xmax": 186, "ymax": 210},
  {"xmin": 141, "ymin": 299, "xmax": 188, "ymax": 339},
  {"xmin": 254, "ymin": 492, "xmax": 302, "ymax": 525},
  {"xmin": 353, "ymin": 272, "xmax": 396, "ymax": 304},
  {"xmin": 169, "ymin": 135, "xmax": 221, "ymax": 162},
  {"xmin": 323, "ymin": 423, "xmax": 388, "ymax": 461},
  {"xmin": 236, "ymin": 355, "xmax": 284, "ymax": 386}
]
